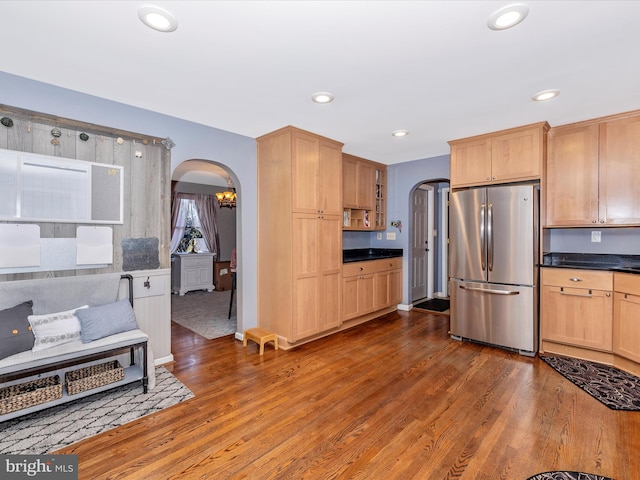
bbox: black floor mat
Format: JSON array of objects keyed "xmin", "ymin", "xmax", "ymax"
[
  {"xmin": 527, "ymin": 472, "xmax": 614, "ymax": 480},
  {"xmin": 541, "ymin": 355, "xmax": 640, "ymax": 411},
  {"xmin": 413, "ymin": 298, "xmax": 450, "ymax": 312}
]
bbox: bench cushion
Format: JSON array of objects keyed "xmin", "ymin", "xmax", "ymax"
[{"xmin": 0, "ymin": 329, "xmax": 148, "ymax": 375}]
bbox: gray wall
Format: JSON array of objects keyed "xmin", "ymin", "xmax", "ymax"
[{"xmin": 0, "ymin": 71, "xmax": 257, "ymax": 334}]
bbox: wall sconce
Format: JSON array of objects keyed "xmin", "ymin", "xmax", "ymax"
[{"xmin": 390, "ymin": 220, "xmax": 402, "ymax": 233}]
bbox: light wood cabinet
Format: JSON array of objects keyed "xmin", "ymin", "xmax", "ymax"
[
  {"xmin": 449, "ymin": 122, "xmax": 549, "ymax": 188},
  {"xmin": 342, "ymin": 258, "xmax": 402, "ymax": 321},
  {"xmin": 546, "ymin": 110, "xmax": 640, "ymax": 226},
  {"xmin": 541, "ymin": 268, "xmax": 613, "ymax": 352},
  {"xmin": 342, "ymin": 154, "xmax": 387, "ymax": 231},
  {"xmin": 613, "ymin": 273, "xmax": 640, "ymax": 363},
  {"xmin": 257, "ymin": 126, "xmax": 344, "ymax": 345}
]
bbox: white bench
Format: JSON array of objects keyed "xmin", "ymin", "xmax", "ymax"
[{"xmin": 0, "ymin": 274, "xmax": 151, "ymax": 422}]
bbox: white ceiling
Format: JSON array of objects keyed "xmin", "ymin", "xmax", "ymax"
[{"xmin": 2, "ymin": 1, "xmax": 640, "ymax": 170}]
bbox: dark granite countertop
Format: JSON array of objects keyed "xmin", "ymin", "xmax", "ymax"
[
  {"xmin": 543, "ymin": 253, "xmax": 640, "ymax": 274},
  {"xmin": 343, "ymin": 248, "xmax": 403, "ymax": 263}
]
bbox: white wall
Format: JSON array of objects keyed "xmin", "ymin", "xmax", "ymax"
[{"xmin": 0, "ymin": 71, "xmax": 258, "ymax": 334}]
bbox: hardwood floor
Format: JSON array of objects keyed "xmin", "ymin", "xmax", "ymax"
[{"xmin": 56, "ymin": 310, "xmax": 639, "ymax": 479}]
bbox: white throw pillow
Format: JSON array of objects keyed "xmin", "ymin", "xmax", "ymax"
[{"xmin": 28, "ymin": 305, "xmax": 88, "ymax": 351}]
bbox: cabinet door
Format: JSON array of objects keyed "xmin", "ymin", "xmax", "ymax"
[
  {"xmin": 342, "ymin": 275, "xmax": 360, "ymax": 320},
  {"xmin": 292, "ymin": 214, "xmax": 320, "ymax": 341},
  {"xmin": 599, "ymin": 115, "xmax": 640, "ymax": 225},
  {"xmin": 541, "ymin": 285, "xmax": 613, "ymax": 351},
  {"xmin": 356, "ymin": 161, "xmax": 374, "ymax": 210},
  {"xmin": 491, "ymin": 127, "xmax": 541, "ymax": 183},
  {"xmin": 613, "ymin": 292, "xmax": 640, "ymax": 363},
  {"xmin": 374, "ymin": 270, "xmax": 390, "ymax": 309},
  {"xmin": 546, "ymin": 124, "xmax": 599, "ymax": 226},
  {"xmin": 389, "ymin": 269, "xmax": 402, "ymax": 305},
  {"xmin": 319, "ymin": 215, "xmax": 342, "ymax": 330},
  {"xmin": 357, "ymin": 274, "xmax": 375, "ymax": 315},
  {"xmin": 450, "ymin": 139, "xmax": 491, "ymax": 187},
  {"xmin": 291, "ymin": 132, "xmax": 320, "ymax": 213},
  {"xmin": 342, "ymin": 156, "xmax": 359, "ymax": 208},
  {"xmin": 319, "ymin": 140, "xmax": 343, "ymax": 215}
]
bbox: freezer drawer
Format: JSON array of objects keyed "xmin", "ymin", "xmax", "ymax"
[{"xmin": 450, "ymin": 280, "xmax": 538, "ymax": 353}]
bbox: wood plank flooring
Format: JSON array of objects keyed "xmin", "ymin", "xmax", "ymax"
[{"xmin": 56, "ymin": 310, "xmax": 639, "ymax": 479}]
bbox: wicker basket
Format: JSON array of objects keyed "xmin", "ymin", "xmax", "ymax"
[
  {"xmin": 0, "ymin": 375, "xmax": 62, "ymax": 415},
  {"xmin": 65, "ymin": 360, "xmax": 124, "ymax": 395}
]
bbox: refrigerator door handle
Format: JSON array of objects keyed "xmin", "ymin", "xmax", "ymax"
[
  {"xmin": 480, "ymin": 203, "xmax": 486, "ymax": 271},
  {"xmin": 459, "ymin": 285, "xmax": 520, "ymax": 295},
  {"xmin": 487, "ymin": 203, "xmax": 493, "ymax": 272}
]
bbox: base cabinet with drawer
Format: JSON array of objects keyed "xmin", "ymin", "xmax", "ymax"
[
  {"xmin": 541, "ymin": 267, "xmax": 640, "ymax": 377},
  {"xmin": 343, "ymin": 258, "xmax": 402, "ymax": 321},
  {"xmin": 171, "ymin": 253, "xmax": 215, "ymax": 296},
  {"xmin": 541, "ymin": 268, "xmax": 613, "ymax": 352}
]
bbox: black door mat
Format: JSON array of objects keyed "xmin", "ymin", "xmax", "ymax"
[
  {"xmin": 541, "ymin": 355, "xmax": 640, "ymax": 411},
  {"xmin": 413, "ymin": 298, "xmax": 450, "ymax": 312},
  {"xmin": 527, "ymin": 472, "xmax": 614, "ymax": 480}
]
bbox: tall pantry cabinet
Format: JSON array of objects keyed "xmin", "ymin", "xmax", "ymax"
[{"xmin": 257, "ymin": 126, "xmax": 344, "ymax": 347}]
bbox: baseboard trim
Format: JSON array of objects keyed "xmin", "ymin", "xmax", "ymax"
[
  {"xmin": 397, "ymin": 303, "xmax": 412, "ymax": 311},
  {"xmin": 234, "ymin": 331, "xmax": 244, "ymax": 342},
  {"xmin": 155, "ymin": 354, "xmax": 174, "ymax": 366}
]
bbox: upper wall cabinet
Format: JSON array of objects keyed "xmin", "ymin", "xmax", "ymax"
[
  {"xmin": 449, "ymin": 122, "xmax": 549, "ymax": 188},
  {"xmin": 546, "ymin": 110, "xmax": 640, "ymax": 227},
  {"xmin": 342, "ymin": 154, "xmax": 387, "ymax": 231}
]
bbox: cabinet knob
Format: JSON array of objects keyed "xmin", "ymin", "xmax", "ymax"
[
  {"xmin": 600, "ymin": 220, "xmax": 605, "ymax": 223},
  {"xmin": 492, "ymin": 176, "xmax": 496, "ymax": 180},
  {"xmin": 358, "ymin": 267, "xmax": 364, "ymax": 271},
  {"xmin": 592, "ymin": 220, "xmax": 597, "ymax": 223},
  {"xmin": 486, "ymin": 177, "xmax": 491, "ymax": 180},
  {"xmin": 606, "ymin": 292, "xmax": 611, "ymax": 297},
  {"xmin": 569, "ymin": 277, "xmax": 582, "ymax": 282}
]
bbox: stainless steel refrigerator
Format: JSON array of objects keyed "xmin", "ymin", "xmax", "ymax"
[{"xmin": 449, "ymin": 183, "xmax": 539, "ymax": 355}]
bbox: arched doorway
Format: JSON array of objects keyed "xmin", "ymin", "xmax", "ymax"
[
  {"xmin": 170, "ymin": 159, "xmax": 240, "ymax": 339},
  {"xmin": 410, "ymin": 179, "xmax": 450, "ymax": 304}
]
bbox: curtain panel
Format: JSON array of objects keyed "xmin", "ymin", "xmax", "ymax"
[{"xmin": 170, "ymin": 192, "xmax": 221, "ymax": 257}]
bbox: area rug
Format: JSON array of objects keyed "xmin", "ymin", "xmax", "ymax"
[
  {"xmin": 540, "ymin": 355, "xmax": 640, "ymax": 411},
  {"xmin": 0, "ymin": 367, "xmax": 194, "ymax": 454},
  {"xmin": 414, "ymin": 297, "xmax": 450, "ymax": 313},
  {"xmin": 171, "ymin": 289, "xmax": 237, "ymax": 339},
  {"xmin": 527, "ymin": 472, "xmax": 614, "ymax": 480}
]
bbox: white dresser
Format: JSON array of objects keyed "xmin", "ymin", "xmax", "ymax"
[{"xmin": 171, "ymin": 253, "xmax": 215, "ymax": 295}]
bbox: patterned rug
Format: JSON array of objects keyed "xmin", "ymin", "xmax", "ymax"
[
  {"xmin": 171, "ymin": 289, "xmax": 237, "ymax": 339},
  {"xmin": 527, "ymin": 472, "xmax": 614, "ymax": 480},
  {"xmin": 0, "ymin": 367, "xmax": 194, "ymax": 454},
  {"xmin": 541, "ymin": 355, "xmax": 640, "ymax": 411}
]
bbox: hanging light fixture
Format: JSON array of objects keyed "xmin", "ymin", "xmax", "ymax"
[{"xmin": 216, "ymin": 178, "xmax": 237, "ymax": 209}]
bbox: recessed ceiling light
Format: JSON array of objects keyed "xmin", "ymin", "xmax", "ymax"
[
  {"xmin": 532, "ymin": 89, "xmax": 560, "ymax": 101},
  {"xmin": 311, "ymin": 92, "xmax": 334, "ymax": 104},
  {"xmin": 391, "ymin": 130, "xmax": 409, "ymax": 137},
  {"xmin": 138, "ymin": 5, "xmax": 178, "ymax": 32},
  {"xmin": 488, "ymin": 3, "xmax": 529, "ymax": 30}
]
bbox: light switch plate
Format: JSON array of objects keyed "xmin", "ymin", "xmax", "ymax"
[
  {"xmin": 591, "ymin": 231, "xmax": 601, "ymax": 242},
  {"xmin": 376, "ymin": 233, "xmax": 382, "ymax": 240},
  {"xmin": 386, "ymin": 232, "xmax": 396, "ymax": 240}
]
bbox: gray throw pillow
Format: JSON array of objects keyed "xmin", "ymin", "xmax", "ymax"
[
  {"xmin": 76, "ymin": 298, "xmax": 139, "ymax": 344},
  {"xmin": 0, "ymin": 300, "xmax": 35, "ymax": 360}
]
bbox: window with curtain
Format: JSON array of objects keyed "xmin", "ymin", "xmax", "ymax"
[{"xmin": 170, "ymin": 192, "xmax": 221, "ymax": 257}]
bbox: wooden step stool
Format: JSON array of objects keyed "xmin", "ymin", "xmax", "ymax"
[{"xmin": 243, "ymin": 328, "xmax": 278, "ymax": 355}]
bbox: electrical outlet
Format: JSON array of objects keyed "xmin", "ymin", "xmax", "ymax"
[
  {"xmin": 376, "ymin": 233, "xmax": 382, "ymax": 240},
  {"xmin": 386, "ymin": 232, "xmax": 396, "ymax": 240},
  {"xmin": 591, "ymin": 230, "xmax": 601, "ymax": 243}
]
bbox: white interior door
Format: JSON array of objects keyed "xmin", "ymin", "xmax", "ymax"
[{"xmin": 411, "ymin": 185, "xmax": 434, "ymax": 301}]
